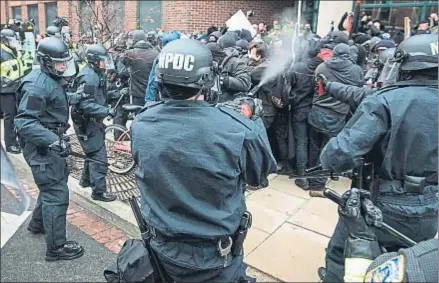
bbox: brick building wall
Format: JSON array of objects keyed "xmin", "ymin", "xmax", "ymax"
[
  {"xmin": 161, "ymin": 0, "xmax": 293, "ymax": 33},
  {"xmin": 1, "ymin": 0, "xmax": 293, "ymax": 38}
]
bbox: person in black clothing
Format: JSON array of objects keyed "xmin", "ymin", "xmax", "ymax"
[
  {"xmin": 288, "ymin": 40, "xmax": 323, "ymax": 182},
  {"xmin": 114, "ymin": 30, "xmax": 158, "ymax": 134}
]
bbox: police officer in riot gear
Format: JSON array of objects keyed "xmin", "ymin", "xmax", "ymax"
[
  {"xmin": 0, "ymin": 29, "xmax": 21, "ymax": 154},
  {"xmin": 131, "ymin": 39, "xmax": 277, "ymax": 282},
  {"xmin": 71, "ymin": 44, "xmax": 117, "ymax": 202},
  {"xmin": 339, "ymin": 188, "xmax": 438, "ymax": 283},
  {"xmin": 15, "ymin": 37, "xmax": 87, "ymax": 261},
  {"xmin": 319, "ymin": 33, "xmax": 438, "ymax": 282},
  {"xmin": 45, "ymin": 25, "xmax": 61, "ymax": 38}
]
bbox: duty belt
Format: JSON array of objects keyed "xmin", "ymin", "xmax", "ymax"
[
  {"xmin": 379, "ymin": 175, "xmax": 438, "ymax": 195},
  {"xmin": 149, "ymin": 211, "xmax": 252, "ymax": 267},
  {"xmin": 88, "ymin": 117, "xmax": 103, "ymax": 123}
]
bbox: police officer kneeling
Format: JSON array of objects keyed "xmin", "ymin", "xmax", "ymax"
[
  {"xmin": 130, "ymin": 39, "xmax": 277, "ymax": 282},
  {"xmin": 340, "ymin": 188, "xmax": 438, "ymax": 282},
  {"xmin": 71, "ymin": 44, "xmax": 116, "ymax": 202},
  {"xmin": 15, "ymin": 37, "xmax": 88, "ymax": 261},
  {"xmin": 319, "ymin": 34, "xmax": 438, "ymax": 282}
]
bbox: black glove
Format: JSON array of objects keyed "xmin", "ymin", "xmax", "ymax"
[
  {"xmin": 220, "ymin": 75, "xmax": 229, "ymax": 89},
  {"xmin": 120, "ymin": 87, "xmax": 129, "ymax": 96},
  {"xmin": 49, "ymin": 139, "xmax": 72, "ymax": 157},
  {"xmin": 67, "ymin": 85, "xmax": 90, "ymax": 106},
  {"xmin": 108, "ymin": 108, "xmax": 116, "ymax": 118},
  {"xmin": 338, "ymin": 188, "xmax": 383, "ymax": 240}
]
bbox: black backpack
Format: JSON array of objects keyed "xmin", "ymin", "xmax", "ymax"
[{"xmin": 104, "ymin": 239, "xmax": 155, "ymax": 283}]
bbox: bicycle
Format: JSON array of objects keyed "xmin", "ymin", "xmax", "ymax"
[{"xmin": 104, "ymin": 92, "xmax": 143, "ymax": 174}]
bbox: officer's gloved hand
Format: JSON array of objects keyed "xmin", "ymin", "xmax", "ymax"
[
  {"xmin": 339, "ymin": 188, "xmax": 383, "ymax": 240},
  {"xmin": 49, "ymin": 139, "xmax": 72, "ymax": 157},
  {"xmin": 220, "ymin": 75, "xmax": 229, "ymax": 89},
  {"xmin": 107, "ymin": 108, "xmax": 116, "ymax": 119},
  {"xmin": 67, "ymin": 85, "xmax": 91, "ymax": 106},
  {"xmin": 120, "ymin": 87, "xmax": 129, "ymax": 97}
]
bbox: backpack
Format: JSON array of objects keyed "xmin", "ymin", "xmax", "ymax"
[{"xmin": 104, "ymin": 239, "xmax": 156, "ymax": 283}]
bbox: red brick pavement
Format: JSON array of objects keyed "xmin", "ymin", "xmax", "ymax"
[{"xmin": 22, "ymin": 183, "xmax": 129, "ymax": 254}]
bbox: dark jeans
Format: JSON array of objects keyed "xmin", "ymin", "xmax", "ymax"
[
  {"xmin": 263, "ymin": 112, "xmax": 289, "ymax": 163},
  {"xmin": 292, "ymin": 109, "xmax": 309, "ymax": 169},
  {"xmin": 323, "ymin": 196, "xmax": 438, "ymax": 282},
  {"xmin": 0, "ymin": 94, "xmax": 19, "ymax": 148},
  {"xmin": 308, "ymin": 125, "xmax": 339, "ymax": 187}
]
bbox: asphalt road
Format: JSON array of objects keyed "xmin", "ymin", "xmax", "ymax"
[{"xmin": 1, "ymin": 217, "xmax": 117, "ymax": 282}]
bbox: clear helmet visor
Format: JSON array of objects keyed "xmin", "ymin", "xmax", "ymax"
[
  {"xmin": 52, "ymin": 54, "xmax": 77, "ymax": 77},
  {"xmin": 377, "ymin": 58, "xmax": 400, "ymax": 86},
  {"xmin": 6, "ymin": 36, "xmax": 18, "ymax": 48},
  {"xmin": 1, "ymin": 145, "xmax": 30, "ymax": 216},
  {"xmin": 99, "ymin": 54, "xmax": 115, "ymax": 70}
]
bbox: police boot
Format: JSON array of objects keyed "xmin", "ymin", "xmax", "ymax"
[
  {"xmin": 91, "ymin": 192, "xmax": 117, "ymax": 202},
  {"xmin": 45, "ymin": 241, "xmax": 84, "ymax": 262},
  {"xmin": 294, "ymin": 167, "xmax": 309, "ymax": 190},
  {"xmin": 27, "ymin": 222, "xmax": 45, "ymax": 235},
  {"xmin": 6, "ymin": 145, "xmax": 21, "ymax": 154}
]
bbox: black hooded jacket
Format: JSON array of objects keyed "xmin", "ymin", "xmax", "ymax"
[
  {"xmin": 313, "ymin": 43, "xmax": 364, "ymax": 115},
  {"xmin": 121, "ymin": 41, "xmax": 159, "ymax": 98}
]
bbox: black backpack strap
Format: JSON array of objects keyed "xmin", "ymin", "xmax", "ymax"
[{"xmin": 138, "ymin": 100, "xmax": 165, "ymax": 115}]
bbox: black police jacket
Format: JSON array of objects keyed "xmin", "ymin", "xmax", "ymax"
[
  {"xmin": 72, "ymin": 64, "xmax": 110, "ymax": 153},
  {"xmin": 320, "ymin": 81, "xmax": 438, "ymax": 184},
  {"xmin": 131, "ymin": 100, "xmax": 277, "ymax": 239},
  {"xmin": 121, "ymin": 41, "xmax": 158, "ymax": 98},
  {"xmin": 15, "ymin": 68, "xmax": 69, "ymax": 160}
]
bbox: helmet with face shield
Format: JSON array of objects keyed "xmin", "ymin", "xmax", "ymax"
[
  {"xmin": 0, "ymin": 29, "xmax": 18, "ymax": 49},
  {"xmin": 378, "ymin": 34, "xmax": 438, "ymax": 85},
  {"xmin": 36, "ymin": 37, "xmax": 77, "ymax": 77},
  {"xmin": 86, "ymin": 44, "xmax": 115, "ymax": 70}
]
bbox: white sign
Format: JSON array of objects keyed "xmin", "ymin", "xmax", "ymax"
[{"xmin": 226, "ymin": 10, "xmax": 257, "ymax": 38}]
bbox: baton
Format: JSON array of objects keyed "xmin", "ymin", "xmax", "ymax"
[
  {"xmin": 316, "ymin": 189, "xmax": 417, "ymax": 248},
  {"xmin": 69, "ymin": 151, "xmax": 113, "ymax": 167}
]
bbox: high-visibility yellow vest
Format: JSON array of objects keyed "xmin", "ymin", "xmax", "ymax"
[{"xmin": 1, "ymin": 44, "xmax": 22, "ymax": 81}]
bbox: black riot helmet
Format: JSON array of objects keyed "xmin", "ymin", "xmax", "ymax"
[
  {"xmin": 46, "ymin": 26, "xmax": 61, "ymax": 38},
  {"xmin": 393, "ymin": 33, "xmax": 438, "ymax": 71},
  {"xmin": 36, "ymin": 37, "xmax": 76, "ymax": 77},
  {"xmin": 127, "ymin": 30, "xmax": 147, "ymax": 48},
  {"xmin": 0, "ymin": 29, "xmax": 18, "ymax": 48},
  {"xmin": 147, "ymin": 30, "xmax": 157, "ymax": 45},
  {"xmin": 86, "ymin": 44, "xmax": 115, "ymax": 70},
  {"xmin": 155, "ymin": 39, "xmax": 215, "ymax": 98}
]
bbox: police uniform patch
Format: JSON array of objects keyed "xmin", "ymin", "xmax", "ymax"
[{"xmin": 365, "ymin": 255, "xmax": 405, "ymax": 282}]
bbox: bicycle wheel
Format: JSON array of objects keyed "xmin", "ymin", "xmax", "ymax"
[{"xmin": 104, "ymin": 124, "xmax": 135, "ymax": 174}]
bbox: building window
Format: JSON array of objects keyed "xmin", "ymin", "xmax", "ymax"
[
  {"xmin": 45, "ymin": 2, "xmax": 58, "ymax": 28},
  {"xmin": 28, "ymin": 4, "xmax": 39, "ymax": 34},
  {"xmin": 139, "ymin": 1, "xmax": 162, "ymax": 31},
  {"xmin": 360, "ymin": 1, "xmax": 437, "ymax": 34},
  {"xmin": 11, "ymin": 6, "xmax": 22, "ymax": 21},
  {"xmin": 302, "ymin": 0, "xmax": 320, "ymax": 33}
]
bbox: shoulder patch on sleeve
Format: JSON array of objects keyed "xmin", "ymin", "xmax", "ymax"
[
  {"xmin": 26, "ymin": 96, "xmax": 43, "ymax": 111},
  {"xmin": 365, "ymin": 255, "xmax": 405, "ymax": 283}
]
